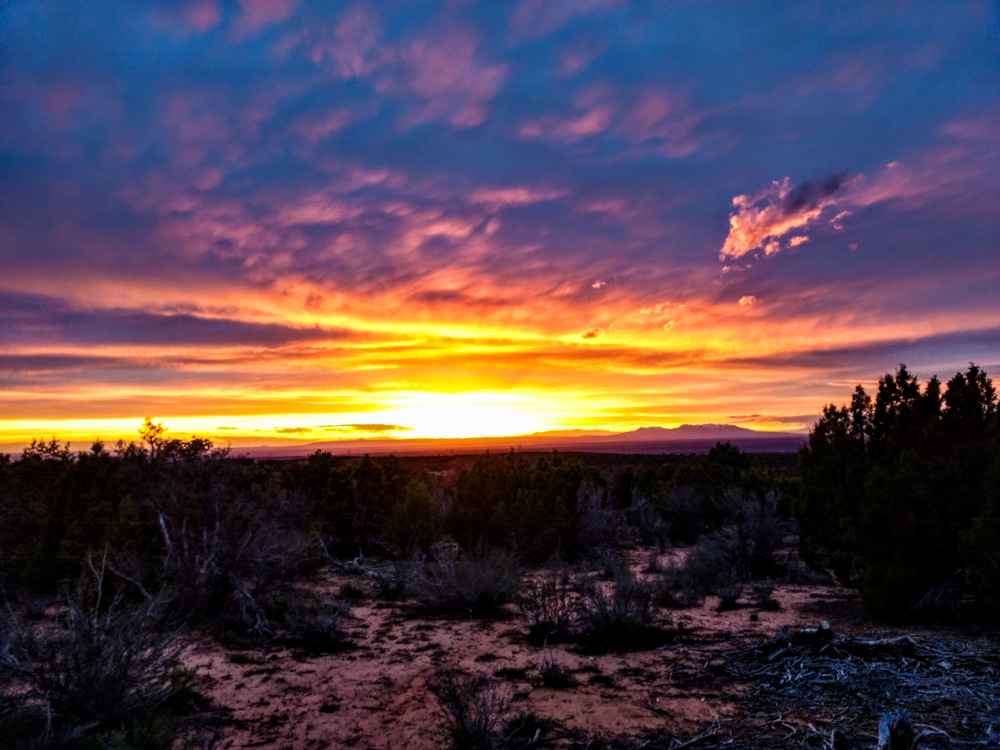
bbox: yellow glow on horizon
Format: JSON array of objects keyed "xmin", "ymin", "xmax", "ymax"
[
  {"xmin": 5, "ymin": 270, "xmax": 986, "ymax": 452},
  {"xmin": 382, "ymin": 392, "xmax": 554, "ymax": 438}
]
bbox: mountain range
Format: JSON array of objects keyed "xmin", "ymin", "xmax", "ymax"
[{"xmin": 240, "ymin": 423, "xmax": 807, "ymax": 459}]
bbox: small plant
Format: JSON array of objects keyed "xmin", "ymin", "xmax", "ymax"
[
  {"xmin": 749, "ymin": 580, "xmax": 780, "ymax": 610},
  {"xmin": 373, "ymin": 555, "xmax": 423, "ymax": 601},
  {"xmin": 517, "ymin": 565, "xmax": 575, "ymax": 644},
  {"xmin": 431, "ymin": 666, "xmax": 545, "ymax": 750},
  {"xmin": 587, "ymin": 545, "xmax": 626, "ymax": 579},
  {"xmin": 576, "ymin": 567, "xmax": 659, "ymax": 652},
  {"xmin": 264, "ymin": 591, "xmax": 349, "ymax": 654},
  {"xmin": 537, "ymin": 639, "xmax": 574, "ymax": 688}
]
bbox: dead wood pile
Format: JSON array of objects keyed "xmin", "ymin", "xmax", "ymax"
[{"xmin": 715, "ymin": 623, "xmax": 1000, "ymax": 749}]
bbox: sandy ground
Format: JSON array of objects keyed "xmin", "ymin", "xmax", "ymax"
[{"xmin": 180, "ymin": 552, "xmax": 895, "ymax": 749}]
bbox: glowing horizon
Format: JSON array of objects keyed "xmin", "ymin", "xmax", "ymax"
[{"xmin": 2, "ymin": 3, "xmax": 998, "ymax": 452}]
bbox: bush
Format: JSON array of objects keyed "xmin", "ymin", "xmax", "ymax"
[
  {"xmin": 517, "ymin": 565, "xmax": 575, "ymax": 644},
  {"xmin": 430, "ymin": 666, "xmax": 546, "ymax": 750},
  {"xmin": 151, "ymin": 476, "xmax": 318, "ymax": 635},
  {"xmin": 339, "ymin": 582, "xmax": 366, "ymax": 601},
  {"xmin": 373, "ymin": 555, "xmax": 423, "ymax": 601},
  {"xmin": 537, "ymin": 642, "xmax": 574, "ymax": 688},
  {"xmin": 0, "ymin": 557, "xmax": 184, "ymax": 748},
  {"xmin": 586, "ymin": 544, "xmax": 627, "ymax": 579},
  {"xmin": 620, "ymin": 493, "xmax": 667, "ymax": 545},
  {"xmin": 263, "ymin": 591, "xmax": 349, "ymax": 653},
  {"xmin": 576, "ymin": 567, "xmax": 657, "ymax": 652},
  {"xmin": 861, "ymin": 563, "xmax": 926, "ymax": 623},
  {"xmin": 660, "ymin": 497, "xmax": 790, "ymax": 607},
  {"xmin": 412, "ymin": 548, "xmax": 520, "ymax": 617},
  {"xmin": 661, "ymin": 485, "xmax": 709, "ymax": 544}
]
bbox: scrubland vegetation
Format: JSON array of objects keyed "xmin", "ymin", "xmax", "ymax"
[{"xmin": 0, "ymin": 364, "xmax": 996, "ymax": 748}]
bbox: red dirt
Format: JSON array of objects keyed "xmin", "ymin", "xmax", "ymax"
[{"xmin": 180, "ymin": 550, "xmax": 895, "ymax": 749}]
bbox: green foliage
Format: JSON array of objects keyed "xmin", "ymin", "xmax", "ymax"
[
  {"xmin": 282, "ymin": 451, "xmax": 410, "ymax": 556},
  {"xmin": 445, "ymin": 452, "xmax": 604, "ymax": 561},
  {"xmin": 796, "ymin": 363, "xmax": 999, "ymax": 620},
  {"xmin": 861, "ymin": 562, "xmax": 926, "ymax": 623},
  {"xmin": 384, "ymin": 478, "xmax": 439, "ymax": 554}
]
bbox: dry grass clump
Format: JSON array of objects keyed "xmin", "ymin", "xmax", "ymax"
[
  {"xmin": 262, "ymin": 591, "xmax": 350, "ymax": 654},
  {"xmin": 430, "ymin": 666, "xmax": 550, "ymax": 750}
]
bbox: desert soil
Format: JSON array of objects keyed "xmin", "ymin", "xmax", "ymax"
[{"xmin": 180, "ymin": 550, "xmax": 987, "ymax": 749}]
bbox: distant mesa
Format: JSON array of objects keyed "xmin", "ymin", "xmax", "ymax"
[
  {"xmin": 526, "ymin": 429, "xmax": 615, "ymax": 438},
  {"xmin": 237, "ymin": 422, "xmax": 805, "ymax": 459},
  {"xmin": 614, "ymin": 424, "xmax": 766, "ymax": 440}
]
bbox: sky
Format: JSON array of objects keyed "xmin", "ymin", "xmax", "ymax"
[{"xmin": 1, "ymin": 1, "xmax": 998, "ymax": 449}]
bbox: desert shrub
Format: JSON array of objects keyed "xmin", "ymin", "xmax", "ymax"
[
  {"xmin": 537, "ymin": 642, "xmax": 574, "ymax": 688},
  {"xmin": 657, "ymin": 538, "xmax": 730, "ymax": 607},
  {"xmin": 339, "ymin": 582, "xmax": 366, "ymax": 601},
  {"xmin": 576, "ymin": 567, "xmax": 657, "ymax": 652},
  {"xmin": 412, "ymin": 548, "xmax": 519, "ymax": 617},
  {"xmin": 430, "ymin": 666, "xmax": 546, "ymax": 750},
  {"xmin": 149, "ymin": 465, "xmax": 318, "ymax": 635},
  {"xmin": 263, "ymin": 591, "xmax": 349, "ymax": 653},
  {"xmin": 586, "ymin": 544, "xmax": 627, "ymax": 579},
  {"xmin": 517, "ymin": 564, "xmax": 575, "ymax": 644},
  {"xmin": 373, "ymin": 555, "xmax": 423, "ymax": 601},
  {"xmin": 0, "ymin": 557, "xmax": 184, "ymax": 749},
  {"xmin": 620, "ymin": 492, "xmax": 668, "ymax": 545},
  {"xmin": 748, "ymin": 580, "xmax": 779, "ymax": 610},
  {"xmin": 659, "ymin": 496, "xmax": 790, "ymax": 608},
  {"xmin": 575, "ymin": 484, "xmax": 618, "ymax": 550},
  {"xmin": 660, "ymin": 485, "xmax": 706, "ymax": 544}
]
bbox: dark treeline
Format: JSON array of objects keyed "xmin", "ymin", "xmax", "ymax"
[
  {"xmin": 1, "ymin": 363, "xmax": 997, "ymax": 625},
  {"xmin": 0, "ymin": 424, "xmax": 792, "ymax": 604},
  {"xmin": 796, "ymin": 363, "xmax": 999, "ymax": 620}
]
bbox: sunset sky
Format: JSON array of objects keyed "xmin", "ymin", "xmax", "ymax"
[{"xmin": 2, "ymin": 1, "xmax": 998, "ymax": 450}]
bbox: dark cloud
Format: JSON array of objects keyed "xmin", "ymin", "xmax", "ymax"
[
  {"xmin": 0, "ymin": 354, "xmax": 134, "ymax": 373},
  {"xmin": 721, "ymin": 328, "xmax": 1000, "ymax": 377},
  {"xmin": 780, "ymin": 174, "xmax": 846, "ymax": 216},
  {"xmin": 323, "ymin": 424, "xmax": 412, "ymax": 433},
  {"xmin": 0, "ymin": 292, "xmax": 363, "ymax": 348}
]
